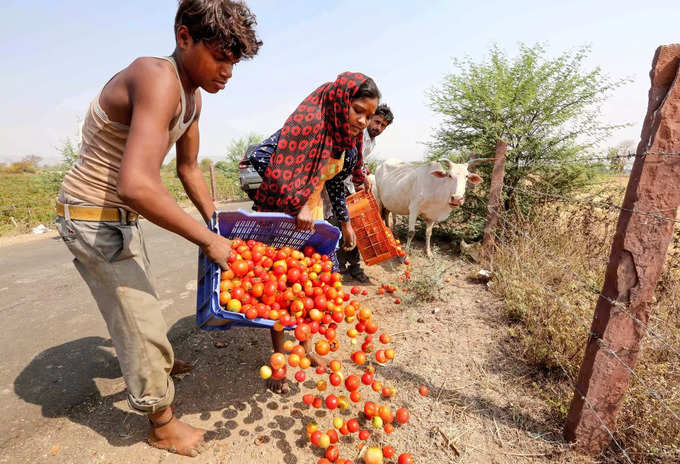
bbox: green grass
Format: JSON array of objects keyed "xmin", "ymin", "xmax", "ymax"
[{"xmin": 0, "ymin": 170, "xmax": 246, "ymax": 236}]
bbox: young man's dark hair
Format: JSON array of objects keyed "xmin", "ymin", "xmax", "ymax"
[
  {"xmin": 175, "ymin": 0, "xmax": 262, "ymax": 61},
  {"xmin": 374, "ymin": 103, "xmax": 394, "ymax": 125}
]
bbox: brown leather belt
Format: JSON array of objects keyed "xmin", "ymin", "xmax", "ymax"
[{"xmin": 56, "ymin": 202, "xmax": 139, "ymax": 223}]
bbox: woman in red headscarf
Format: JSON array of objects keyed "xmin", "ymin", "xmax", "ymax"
[
  {"xmin": 251, "ymin": 72, "xmax": 380, "ymax": 247},
  {"xmin": 247, "ymin": 72, "xmax": 379, "ymax": 393}
]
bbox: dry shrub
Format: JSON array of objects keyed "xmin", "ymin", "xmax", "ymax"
[{"xmin": 490, "ymin": 186, "xmax": 680, "ymax": 462}]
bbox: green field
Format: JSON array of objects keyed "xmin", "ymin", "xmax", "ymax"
[{"xmin": 0, "ymin": 170, "xmax": 246, "ymax": 236}]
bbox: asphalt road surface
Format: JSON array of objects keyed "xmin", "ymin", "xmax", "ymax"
[{"xmin": 0, "ymin": 201, "xmax": 251, "ymax": 450}]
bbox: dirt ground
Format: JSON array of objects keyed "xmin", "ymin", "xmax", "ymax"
[{"xmin": 2, "ymin": 239, "xmax": 595, "ymax": 464}]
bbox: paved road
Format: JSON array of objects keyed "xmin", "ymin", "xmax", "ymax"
[{"xmin": 0, "ymin": 201, "xmax": 251, "ymax": 448}]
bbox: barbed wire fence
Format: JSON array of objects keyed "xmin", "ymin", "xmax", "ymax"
[{"xmin": 475, "ymin": 138, "xmax": 680, "ymax": 461}]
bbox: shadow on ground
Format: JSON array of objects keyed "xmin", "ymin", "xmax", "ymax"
[{"xmin": 13, "ymin": 315, "xmax": 312, "ymax": 463}]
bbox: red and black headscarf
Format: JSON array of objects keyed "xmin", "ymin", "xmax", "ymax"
[{"xmin": 254, "ymin": 72, "xmax": 369, "ymax": 215}]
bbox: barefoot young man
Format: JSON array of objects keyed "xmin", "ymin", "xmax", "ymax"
[{"xmin": 55, "ymin": 0, "xmax": 261, "ymax": 456}]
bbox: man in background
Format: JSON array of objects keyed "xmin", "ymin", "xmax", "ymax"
[{"xmin": 339, "ymin": 104, "xmax": 394, "ymax": 282}]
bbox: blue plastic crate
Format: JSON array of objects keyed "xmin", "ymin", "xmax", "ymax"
[{"xmin": 196, "ymin": 209, "xmax": 341, "ymax": 330}]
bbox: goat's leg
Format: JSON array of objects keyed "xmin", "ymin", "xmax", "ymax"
[{"xmin": 425, "ymin": 221, "xmax": 435, "ymax": 258}]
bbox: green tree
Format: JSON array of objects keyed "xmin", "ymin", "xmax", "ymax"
[
  {"xmin": 606, "ymin": 139, "xmax": 635, "ymax": 174},
  {"xmin": 59, "ymin": 137, "xmax": 79, "ymax": 168},
  {"xmin": 225, "ymin": 133, "xmax": 264, "ymax": 164},
  {"xmin": 428, "ymin": 43, "xmax": 629, "ymax": 217}
]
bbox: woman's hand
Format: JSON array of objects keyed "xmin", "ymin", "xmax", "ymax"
[
  {"xmin": 296, "ymin": 204, "xmax": 315, "ymax": 231},
  {"xmin": 341, "ymin": 221, "xmax": 357, "ymax": 251}
]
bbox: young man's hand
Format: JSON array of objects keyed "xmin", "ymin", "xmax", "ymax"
[
  {"xmin": 296, "ymin": 204, "xmax": 314, "ymax": 231},
  {"xmin": 201, "ymin": 234, "xmax": 232, "ymax": 270},
  {"xmin": 363, "ymin": 176, "xmax": 372, "ymax": 193},
  {"xmin": 341, "ymin": 221, "xmax": 357, "ymax": 251}
]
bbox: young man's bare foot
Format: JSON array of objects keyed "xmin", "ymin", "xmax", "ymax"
[
  {"xmin": 267, "ymin": 377, "xmax": 290, "ymax": 394},
  {"xmin": 306, "ymin": 352, "xmax": 328, "ymax": 369},
  {"xmin": 170, "ymin": 359, "xmax": 193, "ymax": 376},
  {"xmin": 147, "ymin": 408, "xmax": 206, "ymax": 457}
]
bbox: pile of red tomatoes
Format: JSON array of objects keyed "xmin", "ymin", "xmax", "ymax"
[{"xmin": 219, "ymin": 239, "xmax": 416, "ymax": 463}]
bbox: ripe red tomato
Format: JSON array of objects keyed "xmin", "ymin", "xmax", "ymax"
[
  {"xmin": 397, "ymin": 453, "xmax": 413, "ymax": 464},
  {"xmin": 245, "ymin": 307, "xmax": 257, "ymax": 319},
  {"xmin": 344, "ymin": 375, "xmax": 360, "ymax": 392},
  {"xmin": 358, "ymin": 430, "xmax": 370, "ymax": 441},
  {"xmin": 329, "ymin": 373, "xmax": 341, "ymax": 387},
  {"xmin": 231, "ymin": 260, "xmax": 249, "ymax": 277},
  {"xmin": 325, "ymin": 445, "xmax": 339, "ymax": 461},
  {"xmin": 327, "ymin": 429, "xmax": 339, "ymax": 444},
  {"xmin": 302, "ymin": 393, "xmax": 314, "ymax": 405},
  {"xmin": 384, "ymin": 422, "xmax": 394, "ymax": 434},
  {"xmin": 314, "ymin": 295, "xmax": 327, "ymax": 310},
  {"xmin": 419, "ymin": 385, "xmax": 429, "ymax": 396},
  {"xmin": 294, "ymin": 324, "xmax": 311, "ymax": 342},
  {"xmin": 295, "ymin": 371, "xmax": 306, "ymax": 383},
  {"xmin": 350, "ymin": 391, "xmax": 361, "ymax": 402},
  {"xmin": 375, "ymin": 350, "xmax": 387, "ymax": 364},
  {"xmin": 361, "ymin": 372, "xmax": 373, "ymax": 385},
  {"xmin": 325, "ymin": 394, "xmax": 338, "ymax": 410},
  {"xmin": 363, "ymin": 402, "xmax": 377, "ymax": 418},
  {"xmin": 310, "ymin": 430, "xmax": 322, "ymax": 446},
  {"xmin": 271, "ymin": 366, "xmax": 286, "ymax": 380},
  {"xmin": 312, "ymin": 397, "xmax": 323, "ymax": 408},
  {"xmin": 346, "ymin": 418, "xmax": 359, "ymax": 433},
  {"xmin": 383, "ymin": 445, "xmax": 395, "ymax": 458},
  {"xmin": 396, "ymin": 408, "xmax": 410, "ymax": 424},
  {"xmin": 365, "ymin": 320, "xmax": 378, "ymax": 334}
]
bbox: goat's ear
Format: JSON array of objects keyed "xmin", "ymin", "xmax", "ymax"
[
  {"xmin": 468, "ymin": 174, "xmax": 483, "ymax": 184},
  {"xmin": 430, "ymin": 170, "xmax": 447, "ymax": 178}
]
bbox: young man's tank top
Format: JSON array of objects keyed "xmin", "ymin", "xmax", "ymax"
[{"xmin": 61, "ymin": 56, "xmax": 197, "ymax": 211}]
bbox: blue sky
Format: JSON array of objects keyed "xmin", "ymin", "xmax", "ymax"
[{"xmin": 0, "ymin": 0, "xmax": 678, "ymax": 165}]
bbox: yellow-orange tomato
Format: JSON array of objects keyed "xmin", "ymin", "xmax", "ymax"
[
  {"xmin": 358, "ymin": 307, "xmax": 372, "ymax": 320},
  {"xmin": 291, "ymin": 344, "xmax": 306, "ymax": 357},
  {"xmin": 283, "ymin": 340, "xmax": 295, "ymax": 352},
  {"xmin": 219, "ymin": 280, "xmax": 232, "ymax": 292},
  {"xmin": 344, "ymin": 306, "xmax": 356, "ymax": 317},
  {"xmin": 300, "ymin": 357, "xmax": 312, "ymax": 369},
  {"xmin": 378, "ymin": 405, "xmax": 393, "ymax": 423},
  {"xmin": 347, "ymin": 328, "xmax": 359, "ymax": 338},
  {"xmin": 288, "ymin": 354, "xmax": 300, "ymax": 367},
  {"xmin": 329, "ymin": 360, "xmax": 342, "ymax": 372},
  {"xmin": 315, "ymin": 340, "xmax": 331, "ymax": 356},
  {"xmin": 317, "ymin": 380, "xmax": 327, "ymax": 391},
  {"xmin": 385, "ymin": 349, "xmax": 395, "ymax": 360},
  {"xmin": 372, "ymin": 381, "xmax": 383, "ymax": 393},
  {"xmin": 270, "ymin": 353, "xmax": 286, "ymax": 370},
  {"xmin": 259, "ymin": 365, "xmax": 272, "ymax": 379},
  {"xmin": 306, "ymin": 422, "xmax": 318, "ymax": 437},
  {"xmin": 227, "ymin": 299, "xmax": 241, "ymax": 312},
  {"xmin": 219, "ymin": 291, "xmax": 230, "ymax": 306},
  {"xmin": 364, "ymin": 447, "xmax": 383, "ymax": 464}
]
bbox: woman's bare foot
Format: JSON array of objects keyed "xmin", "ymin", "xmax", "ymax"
[
  {"xmin": 147, "ymin": 409, "xmax": 206, "ymax": 457},
  {"xmin": 170, "ymin": 359, "xmax": 193, "ymax": 376},
  {"xmin": 267, "ymin": 377, "xmax": 290, "ymax": 394}
]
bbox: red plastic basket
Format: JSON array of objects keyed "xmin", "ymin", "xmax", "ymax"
[{"xmin": 346, "ymin": 190, "xmax": 399, "ymax": 265}]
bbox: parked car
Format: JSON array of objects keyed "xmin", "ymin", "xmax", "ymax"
[{"xmin": 238, "ymin": 144, "xmax": 262, "ymax": 201}]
